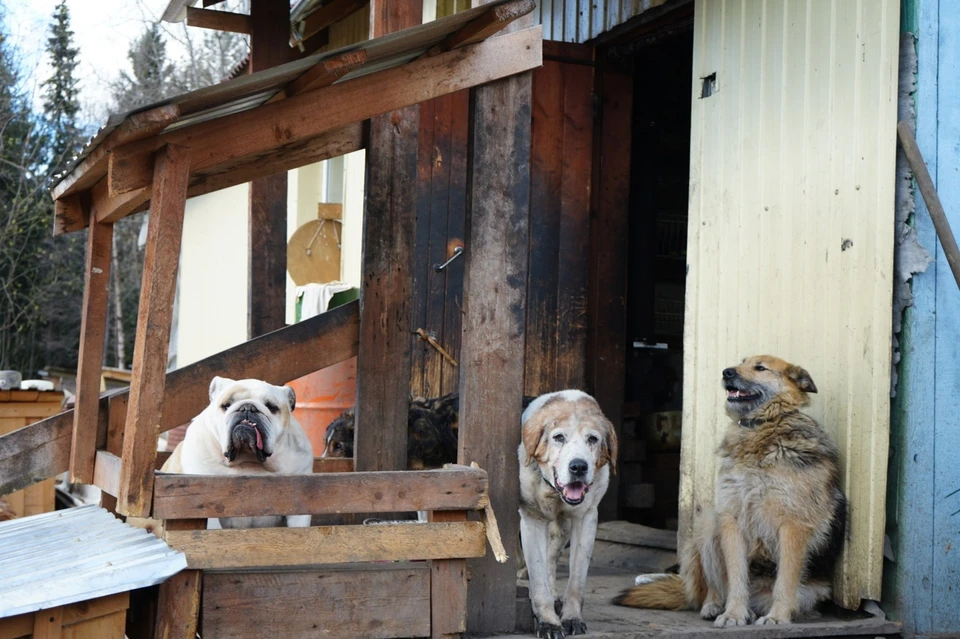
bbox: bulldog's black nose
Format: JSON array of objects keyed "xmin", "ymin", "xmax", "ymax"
[
  {"xmin": 569, "ymin": 458, "xmax": 588, "ymax": 477},
  {"xmin": 722, "ymin": 368, "xmax": 737, "ymax": 379}
]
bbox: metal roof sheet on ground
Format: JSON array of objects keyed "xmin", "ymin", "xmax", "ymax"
[
  {"xmin": 50, "ymin": 0, "xmax": 517, "ymax": 197},
  {"xmin": 0, "ymin": 504, "xmax": 187, "ymax": 618}
]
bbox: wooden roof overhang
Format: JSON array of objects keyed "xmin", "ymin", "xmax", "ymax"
[{"xmin": 49, "ymin": 0, "xmax": 540, "ymax": 235}]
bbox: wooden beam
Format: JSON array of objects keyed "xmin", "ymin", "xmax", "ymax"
[
  {"xmin": 93, "ymin": 450, "xmax": 121, "ymax": 497},
  {"xmin": 285, "ymin": 50, "xmax": 368, "ymax": 97},
  {"xmin": 152, "ymin": 467, "xmax": 488, "ymax": 519},
  {"xmin": 424, "ymin": 0, "xmax": 535, "ymax": 57},
  {"xmin": 294, "ymin": 0, "xmax": 368, "ymax": 45},
  {"xmin": 107, "ymin": 27, "xmax": 543, "ymax": 198},
  {"xmin": 352, "ymin": 0, "xmax": 420, "ymax": 475},
  {"xmin": 70, "ymin": 219, "xmax": 114, "ymax": 484},
  {"xmin": 457, "ymin": 4, "xmax": 533, "ymax": 632},
  {"xmin": 53, "ymin": 194, "xmax": 87, "ymax": 235},
  {"xmin": 165, "ymin": 521, "xmax": 486, "ymax": 569},
  {"xmin": 313, "ymin": 457, "xmax": 354, "ymax": 472},
  {"xmin": 155, "ymin": 520, "xmax": 204, "ymax": 639},
  {"xmin": 430, "ymin": 511, "xmax": 469, "ymax": 637},
  {"xmin": 186, "ymin": 6, "xmax": 253, "ymax": 34},
  {"xmin": 118, "ymin": 144, "xmax": 190, "ymax": 518},
  {"xmin": 589, "ymin": 59, "xmax": 630, "ymax": 521},
  {"xmin": 0, "ymin": 302, "xmax": 360, "ymax": 496}
]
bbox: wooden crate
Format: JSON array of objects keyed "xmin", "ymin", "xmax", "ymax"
[
  {"xmin": 0, "ymin": 592, "xmax": 128, "ymax": 639},
  {"xmin": 0, "ymin": 391, "xmax": 63, "ymax": 518}
]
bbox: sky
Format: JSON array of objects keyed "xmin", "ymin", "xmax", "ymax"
[{"xmin": 4, "ymin": 0, "xmax": 195, "ymax": 129}]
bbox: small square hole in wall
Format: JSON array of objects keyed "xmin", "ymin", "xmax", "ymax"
[{"xmin": 700, "ymin": 73, "xmax": 718, "ymax": 98}]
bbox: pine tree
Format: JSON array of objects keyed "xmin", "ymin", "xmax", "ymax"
[
  {"xmin": 111, "ymin": 23, "xmax": 176, "ymax": 112},
  {"xmin": 42, "ymin": 0, "xmax": 81, "ymax": 175}
]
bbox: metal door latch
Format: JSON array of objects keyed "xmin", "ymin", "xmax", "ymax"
[{"xmin": 433, "ymin": 246, "xmax": 463, "ymax": 272}]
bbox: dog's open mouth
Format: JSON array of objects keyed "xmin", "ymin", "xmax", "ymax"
[
  {"xmin": 725, "ymin": 387, "xmax": 760, "ymax": 403},
  {"xmin": 225, "ymin": 419, "xmax": 270, "ymax": 463},
  {"xmin": 552, "ymin": 470, "xmax": 589, "ymax": 505}
]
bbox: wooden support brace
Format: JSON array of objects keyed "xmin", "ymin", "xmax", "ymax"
[
  {"xmin": 294, "ymin": 0, "xmax": 368, "ymax": 46},
  {"xmin": 70, "ymin": 218, "xmax": 114, "ymax": 484},
  {"xmin": 423, "ymin": 0, "xmax": 535, "ymax": 57},
  {"xmin": 155, "ymin": 519, "xmax": 205, "ymax": 639},
  {"xmin": 118, "ymin": 144, "xmax": 190, "ymax": 517},
  {"xmin": 429, "ymin": 511, "xmax": 468, "ymax": 638},
  {"xmin": 186, "ymin": 6, "xmax": 253, "ymax": 34}
]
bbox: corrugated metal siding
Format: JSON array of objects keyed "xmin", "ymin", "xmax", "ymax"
[
  {"xmin": 536, "ymin": 0, "xmax": 672, "ymax": 42},
  {"xmin": 0, "ymin": 505, "xmax": 186, "ymax": 617},
  {"xmin": 680, "ymin": 0, "xmax": 899, "ymax": 608}
]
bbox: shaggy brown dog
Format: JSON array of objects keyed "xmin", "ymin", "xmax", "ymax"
[{"xmin": 614, "ymin": 355, "xmax": 846, "ymax": 627}]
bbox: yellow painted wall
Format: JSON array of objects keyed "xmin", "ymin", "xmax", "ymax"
[
  {"xmin": 175, "ymin": 185, "xmax": 250, "ymax": 367},
  {"xmin": 681, "ymin": 0, "xmax": 899, "ymax": 608}
]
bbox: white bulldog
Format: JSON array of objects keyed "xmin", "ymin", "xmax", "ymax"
[{"xmin": 161, "ymin": 376, "xmax": 314, "ymax": 529}]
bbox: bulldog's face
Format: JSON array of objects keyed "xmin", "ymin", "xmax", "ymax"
[
  {"xmin": 208, "ymin": 377, "xmax": 297, "ymax": 466},
  {"xmin": 521, "ymin": 390, "xmax": 618, "ymax": 506}
]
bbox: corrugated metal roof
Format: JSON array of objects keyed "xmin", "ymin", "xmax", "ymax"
[{"xmin": 0, "ymin": 505, "xmax": 187, "ymax": 618}]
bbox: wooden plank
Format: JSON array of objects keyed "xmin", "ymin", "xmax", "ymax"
[
  {"xmin": 0, "ymin": 301, "xmax": 359, "ymax": 496},
  {"xmin": 0, "ymin": 613, "xmax": 33, "ymax": 639},
  {"xmin": 107, "ymin": 27, "xmax": 543, "ymax": 198},
  {"xmin": 457, "ymin": 8, "xmax": 533, "ymax": 632},
  {"xmin": 594, "ymin": 520, "xmax": 677, "ymax": 551},
  {"xmin": 525, "ymin": 57, "xmax": 564, "ymax": 397},
  {"xmin": 295, "ymin": 0, "xmax": 368, "ymax": 45},
  {"xmin": 152, "ymin": 467, "xmax": 488, "ymax": 519},
  {"xmin": 410, "ymin": 93, "xmax": 436, "ymax": 395},
  {"xmin": 429, "ymin": 511, "xmax": 468, "ymax": 637},
  {"xmin": 202, "ymin": 564, "xmax": 430, "ymax": 639},
  {"xmin": 554, "ymin": 56, "xmax": 593, "ymax": 389},
  {"xmin": 424, "ymin": 0, "xmax": 535, "ymax": 56},
  {"xmin": 62, "ymin": 611, "xmax": 126, "ymax": 639},
  {"xmin": 186, "ymin": 6, "xmax": 253, "ymax": 34},
  {"xmin": 166, "ymin": 521, "xmax": 486, "ymax": 569},
  {"xmin": 354, "ymin": 0, "xmax": 422, "ymax": 474},
  {"xmin": 118, "ymin": 144, "xmax": 190, "ymax": 518},
  {"xmin": 313, "ymin": 456, "xmax": 354, "ymax": 472},
  {"xmin": 248, "ymin": 174, "xmax": 288, "ymax": 338},
  {"xmin": 54, "ymin": 195, "xmax": 87, "ymax": 236},
  {"xmin": 70, "ymin": 219, "xmax": 114, "ymax": 484},
  {"xmin": 61, "ymin": 593, "xmax": 129, "ymax": 626},
  {"xmin": 89, "ymin": 177, "xmax": 149, "ymax": 225},
  {"xmin": 284, "ymin": 50, "xmax": 368, "ymax": 97},
  {"xmin": 22, "ymin": 478, "xmax": 55, "ymax": 516},
  {"xmin": 93, "ymin": 450, "xmax": 121, "ymax": 497},
  {"xmin": 588, "ymin": 59, "xmax": 631, "ymax": 521},
  {"xmin": 33, "ymin": 605, "xmax": 63, "ymax": 639},
  {"xmin": 154, "ymin": 569, "xmax": 202, "ymax": 639}
]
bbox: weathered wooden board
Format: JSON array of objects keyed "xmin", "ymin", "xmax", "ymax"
[
  {"xmin": 118, "ymin": 144, "xmax": 190, "ymax": 518},
  {"xmin": 202, "ymin": 564, "xmax": 431, "ymax": 639},
  {"xmin": 587, "ymin": 56, "xmax": 631, "ymax": 521},
  {"xmin": 429, "ymin": 510, "xmax": 468, "ymax": 638},
  {"xmin": 166, "ymin": 521, "xmax": 486, "ymax": 569},
  {"xmin": 0, "ymin": 302, "xmax": 359, "ymax": 496},
  {"xmin": 71, "ymin": 219, "xmax": 114, "ymax": 484},
  {"xmin": 152, "ymin": 467, "xmax": 487, "ymax": 519},
  {"xmin": 154, "ymin": 567, "xmax": 201, "ymax": 639}
]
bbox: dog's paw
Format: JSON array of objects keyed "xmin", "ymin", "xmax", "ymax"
[
  {"xmin": 562, "ymin": 618, "xmax": 587, "ymax": 635},
  {"xmin": 699, "ymin": 601, "xmax": 724, "ymax": 620},
  {"xmin": 756, "ymin": 613, "xmax": 791, "ymax": 626},
  {"xmin": 535, "ymin": 620, "xmax": 565, "ymax": 639},
  {"xmin": 713, "ymin": 607, "xmax": 756, "ymax": 628}
]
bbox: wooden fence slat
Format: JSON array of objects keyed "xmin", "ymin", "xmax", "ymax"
[
  {"xmin": 166, "ymin": 521, "xmax": 486, "ymax": 569},
  {"xmin": 430, "ymin": 510, "xmax": 468, "ymax": 638},
  {"xmin": 118, "ymin": 144, "xmax": 190, "ymax": 518},
  {"xmin": 153, "ymin": 467, "xmax": 487, "ymax": 519},
  {"xmin": 71, "ymin": 219, "xmax": 114, "ymax": 484}
]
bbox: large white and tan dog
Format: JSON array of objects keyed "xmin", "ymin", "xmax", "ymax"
[
  {"xmin": 518, "ymin": 390, "xmax": 618, "ymax": 638},
  {"xmin": 161, "ymin": 376, "xmax": 314, "ymax": 529}
]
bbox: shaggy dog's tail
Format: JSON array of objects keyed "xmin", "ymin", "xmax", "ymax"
[{"xmin": 612, "ymin": 574, "xmax": 690, "ymax": 610}]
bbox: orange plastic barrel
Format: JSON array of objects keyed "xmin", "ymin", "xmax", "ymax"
[{"xmin": 287, "ymin": 356, "xmax": 357, "ymax": 456}]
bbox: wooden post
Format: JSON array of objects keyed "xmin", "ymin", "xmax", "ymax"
[
  {"xmin": 458, "ymin": 3, "xmax": 532, "ymax": 631},
  {"xmin": 354, "ymin": 0, "xmax": 422, "ymax": 473},
  {"xmin": 588, "ymin": 57, "xmax": 631, "ymax": 521},
  {"xmin": 118, "ymin": 144, "xmax": 189, "ymax": 517},
  {"xmin": 155, "ymin": 520, "xmax": 204, "ymax": 639},
  {"xmin": 70, "ymin": 219, "xmax": 114, "ymax": 484},
  {"xmin": 248, "ymin": 0, "xmax": 293, "ymax": 338},
  {"xmin": 429, "ymin": 511, "xmax": 468, "ymax": 638}
]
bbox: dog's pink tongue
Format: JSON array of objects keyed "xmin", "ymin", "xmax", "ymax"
[
  {"xmin": 255, "ymin": 426, "xmax": 263, "ymax": 451},
  {"xmin": 563, "ymin": 482, "xmax": 585, "ymax": 502}
]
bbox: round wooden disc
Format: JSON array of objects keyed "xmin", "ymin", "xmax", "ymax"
[{"xmin": 287, "ymin": 219, "xmax": 342, "ymax": 286}]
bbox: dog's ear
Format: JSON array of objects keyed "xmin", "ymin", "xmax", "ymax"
[
  {"xmin": 282, "ymin": 385, "xmax": 296, "ymax": 412},
  {"xmin": 601, "ymin": 417, "xmax": 619, "ymax": 475},
  {"xmin": 209, "ymin": 377, "xmax": 234, "ymax": 402},
  {"xmin": 521, "ymin": 413, "xmax": 549, "ymax": 465},
  {"xmin": 787, "ymin": 365, "xmax": 818, "ymax": 394}
]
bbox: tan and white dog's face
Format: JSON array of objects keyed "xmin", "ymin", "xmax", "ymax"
[
  {"xmin": 208, "ymin": 376, "xmax": 297, "ymax": 466},
  {"xmin": 521, "ymin": 390, "xmax": 618, "ymax": 506}
]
